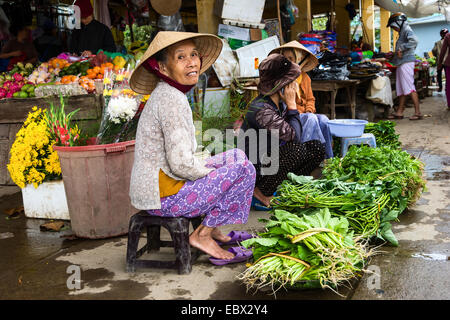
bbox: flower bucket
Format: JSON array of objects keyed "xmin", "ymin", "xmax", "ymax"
[
  {"xmin": 21, "ymin": 180, "xmax": 70, "ymax": 220},
  {"xmin": 54, "ymin": 140, "xmax": 138, "ymax": 239}
]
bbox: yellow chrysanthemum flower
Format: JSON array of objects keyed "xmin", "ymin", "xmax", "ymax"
[{"xmin": 7, "ymin": 108, "xmax": 62, "ymax": 189}]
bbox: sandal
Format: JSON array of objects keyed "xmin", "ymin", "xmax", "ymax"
[
  {"xmin": 409, "ymin": 114, "xmax": 424, "ymax": 120},
  {"xmin": 387, "ymin": 113, "xmax": 404, "ymax": 120},
  {"xmin": 215, "ymin": 230, "xmax": 255, "ymax": 246},
  {"xmin": 209, "ymin": 246, "xmax": 253, "ymax": 266}
]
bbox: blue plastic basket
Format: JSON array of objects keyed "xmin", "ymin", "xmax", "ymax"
[{"xmin": 328, "ymin": 119, "xmax": 368, "ymax": 138}]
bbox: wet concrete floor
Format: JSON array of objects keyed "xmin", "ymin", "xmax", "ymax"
[{"xmin": 0, "ymin": 93, "xmax": 449, "ymax": 300}]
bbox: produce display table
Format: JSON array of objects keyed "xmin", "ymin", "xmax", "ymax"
[
  {"xmin": 0, "ymin": 94, "xmax": 103, "ymax": 185},
  {"xmin": 311, "ymin": 79, "xmax": 360, "ymax": 120}
]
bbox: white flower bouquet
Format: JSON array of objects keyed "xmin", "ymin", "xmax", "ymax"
[{"xmin": 96, "ymin": 68, "xmax": 146, "ymax": 144}]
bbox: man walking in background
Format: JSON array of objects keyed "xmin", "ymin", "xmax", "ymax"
[{"xmin": 432, "ymin": 28, "xmax": 448, "ymax": 92}]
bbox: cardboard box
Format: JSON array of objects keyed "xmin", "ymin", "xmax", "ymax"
[
  {"xmin": 250, "ymin": 29, "xmax": 262, "ymax": 41},
  {"xmin": 236, "ymin": 36, "xmax": 280, "ymax": 78},
  {"xmin": 217, "ymin": 24, "xmax": 250, "ymax": 41},
  {"xmin": 214, "ymin": 0, "xmax": 265, "ymax": 24}
]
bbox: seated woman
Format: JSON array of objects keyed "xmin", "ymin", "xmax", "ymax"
[
  {"xmin": 129, "ymin": 32, "xmax": 256, "ymax": 261},
  {"xmin": 239, "ymin": 54, "xmax": 325, "ymax": 207},
  {"xmin": 270, "ymin": 41, "xmax": 334, "ymax": 159}
]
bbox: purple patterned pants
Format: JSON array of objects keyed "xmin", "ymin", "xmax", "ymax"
[{"xmin": 147, "ymin": 148, "xmax": 256, "ymax": 228}]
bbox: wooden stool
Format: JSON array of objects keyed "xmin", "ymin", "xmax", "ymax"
[{"xmin": 126, "ymin": 211, "xmax": 203, "ymax": 274}]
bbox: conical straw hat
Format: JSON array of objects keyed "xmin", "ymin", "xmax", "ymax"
[
  {"xmin": 130, "ymin": 31, "xmax": 223, "ymax": 95},
  {"xmin": 270, "ymin": 40, "xmax": 319, "ymax": 72},
  {"xmin": 150, "ymin": 0, "xmax": 181, "ymax": 16}
]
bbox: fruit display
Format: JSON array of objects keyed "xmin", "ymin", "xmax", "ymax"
[
  {"xmin": 8, "ymin": 62, "xmax": 35, "ymax": 78},
  {"xmin": 12, "ymin": 83, "xmax": 36, "ymax": 98},
  {"xmin": 112, "ymin": 56, "xmax": 127, "ymax": 69},
  {"xmin": 86, "ymin": 63, "xmax": 114, "ymax": 80},
  {"xmin": 0, "ymin": 72, "xmax": 36, "ymax": 99},
  {"xmin": 58, "ymin": 61, "xmax": 91, "ymax": 77},
  {"xmin": 79, "ymin": 76, "xmax": 96, "ymax": 93},
  {"xmin": 27, "ymin": 62, "xmax": 60, "ymax": 84},
  {"xmin": 0, "ymin": 51, "xmax": 139, "ymax": 101}
]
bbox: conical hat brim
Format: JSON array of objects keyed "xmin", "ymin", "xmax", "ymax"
[
  {"xmin": 270, "ymin": 41, "xmax": 319, "ymax": 72},
  {"xmin": 130, "ymin": 31, "xmax": 223, "ymax": 95},
  {"xmin": 150, "ymin": 0, "xmax": 181, "ymax": 16}
]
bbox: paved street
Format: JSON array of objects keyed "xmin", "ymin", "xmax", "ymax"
[{"xmin": 0, "ymin": 93, "xmax": 449, "ymax": 300}]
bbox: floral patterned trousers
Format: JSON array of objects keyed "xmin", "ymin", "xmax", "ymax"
[{"xmin": 147, "ymin": 149, "xmax": 256, "ymax": 228}]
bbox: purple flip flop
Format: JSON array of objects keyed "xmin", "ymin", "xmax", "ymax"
[
  {"xmin": 209, "ymin": 246, "xmax": 253, "ymax": 266},
  {"xmin": 216, "ymin": 230, "xmax": 254, "ymax": 246}
]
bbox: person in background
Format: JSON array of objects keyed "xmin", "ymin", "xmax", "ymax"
[
  {"xmin": 240, "ymin": 54, "xmax": 325, "ymax": 208},
  {"xmin": 68, "ymin": 0, "xmax": 116, "ymax": 56},
  {"xmin": 34, "ymin": 19, "xmax": 63, "ymax": 62},
  {"xmin": 0, "ymin": 24, "xmax": 38, "ymax": 71},
  {"xmin": 432, "ymin": 28, "xmax": 448, "ymax": 92},
  {"xmin": 0, "ymin": 19, "xmax": 10, "ymax": 50},
  {"xmin": 437, "ymin": 29, "xmax": 450, "ymax": 110},
  {"xmin": 270, "ymin": 41, "xmax": 334, "ymax": 159},
  {"xmin": 386, "ymin": 12, "xmax": 423, "ymax": 120}
]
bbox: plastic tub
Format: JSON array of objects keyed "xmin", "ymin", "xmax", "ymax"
[
  {"xmin": 328, "ymin": 119, "xmax": 368, "ymax": 138},
  {"xmin": 54, "ymin": 140, "xmax": 138, "ymax": 239},
  {"xmin": 22, "ymin": 180, "xmax": 70, "ymax": 220}
]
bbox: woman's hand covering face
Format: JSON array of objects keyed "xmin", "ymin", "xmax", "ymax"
[{"xmin": 279, "ymin": 81, "xmax": 298, "ymax": 110}]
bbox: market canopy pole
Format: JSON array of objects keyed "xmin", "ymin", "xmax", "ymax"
[
  {"xmin": 361, "ymin": 0, "xmax": 375, "ymax": 49},
  {"xmin": 196, "ymin": 0, "xmax": 220, "ymax": 34},
  {"xmin": 379, "ymin": 7, "xmax": 392, "ymax": 52},
  {"xmin": 290, "ymin": 0, "xmax": 312, "ymax": 39},
  {"xmin": 277, "ymin": 0, "xmax": 285, "ymax": 44}
]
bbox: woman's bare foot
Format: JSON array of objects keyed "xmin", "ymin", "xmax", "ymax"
[
  {"xmin": 189, "ymin": 226, "xmax": 235, "ymax": 260},
  {"xmin": 253, "ymin": 187, "xmax": 273, "ymax": 207},
  {"xmin": 211, "ymin": 228, "xmax": 231, "ymax": 243}
]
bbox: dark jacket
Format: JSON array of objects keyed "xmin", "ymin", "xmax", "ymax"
[
  {"xmin": 68, "ymin": 19, "xmax": 116, "ymax": 55},
  {"xmin": 238, "ymin": 94, "xmax": 302, "ymax": 174}
]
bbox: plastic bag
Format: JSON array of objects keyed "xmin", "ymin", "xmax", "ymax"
[
  {"xmin": 157, "ymin": 12, "xmax": 185, "ymax": 31},
  {"xmin": 366, "ymin": 76, "xmax": 394, "ymax": 106}
]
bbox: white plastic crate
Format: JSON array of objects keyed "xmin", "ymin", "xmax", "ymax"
[
  {"xmin": 214, "ymin": 0, "xmax": 265, "ymax": 25},
  {"xmin": 235, "ymin": 36, "xmax": 280, "ymax": 78}
]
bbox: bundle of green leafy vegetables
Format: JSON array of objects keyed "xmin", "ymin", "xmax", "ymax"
[
  {"xmin": 238, "ymin": 208, "xmax": 373, "ymax": 295},
  {"xmin": 364, "ymin": 120, "xmax": 401, "ymax": 149},
  {"xmin": 323, "ymin": 145, "xmax": 426, "ymax": 214},
  {"xmin": 271, "ymin": 173, "xmax": 399, "ymax": 245}
]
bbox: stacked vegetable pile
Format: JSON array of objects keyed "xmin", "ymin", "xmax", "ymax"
[
  {"xmin": 239, "ymin": 120, "xmax": 426, "ymax": 295},
  {"xmin": 238, "ymin": 209, "xmax": 373, "ymax": 294},
  {"xmin": 323, "ymin": 146, "xmax": 426, "ymax": 213},
  {"xmin": 272, "ymin": 173, "xmax": 397, "ymax": 244}
]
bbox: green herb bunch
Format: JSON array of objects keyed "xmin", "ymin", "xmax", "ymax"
[
  {"xmin": 238, "ymin": 208, "xmax": 373, "ymax": 295},
  {"xmin": 323, "ymin": 145, "xmax": 426, "ymax": 213},
  {"xmin": 364, "ymin": 120, "xmax": 401, "ymax": 149},
  {"xmin": 271, "ymin": 173, "xmax": 399, "ymax": 245}
]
